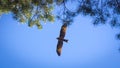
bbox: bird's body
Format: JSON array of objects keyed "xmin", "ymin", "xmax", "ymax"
[{"xmin": 56, "ymin": 23, "xmax": 68, "ymax": 56}]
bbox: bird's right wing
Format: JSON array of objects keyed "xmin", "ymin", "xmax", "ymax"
[{"xmin": 56, "ymin": 40, "xmax": 63, "ymax": 56}]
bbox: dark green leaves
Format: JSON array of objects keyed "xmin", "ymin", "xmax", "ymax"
[
  {"xmin": 0, "ymin": 0, "xmax": 54, "ymax": 29},
  {"xmin": 0, "ymin": 0, "xmax": 120, "ymax": 31}
]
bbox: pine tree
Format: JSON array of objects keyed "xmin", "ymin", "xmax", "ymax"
[
  {"xmin": 0, "ymin": 0, "xmax": 120, "ymax": 39},
  {"xmin": 0, "ymin": 0, "xmax": 55, "ymax": 29},
  {"xmin": 56, "ymin": 0, "xmax": 120, "ymax": 39}
]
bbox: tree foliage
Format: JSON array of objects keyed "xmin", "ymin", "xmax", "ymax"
[
  {"xmin": 56, "ymin": 0, "xmax": 120, "ymax": 26},
  {"xmin": 0, "ymin": 0, "xmax": 120, "ymax": 39},
  {"xmin": 0, "ymin": 0, "xmax": 55, "ymax": 29},
  {"xmin": 56, "ymin": 0, "xmax": 120, "ymax": 39}
]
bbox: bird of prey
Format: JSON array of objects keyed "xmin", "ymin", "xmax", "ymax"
[{"xmin": 56, "ymin": 23, "xmax": 68, "ymax": 56}]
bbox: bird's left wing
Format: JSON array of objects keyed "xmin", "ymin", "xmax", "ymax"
[{"xmin": 59, "ymin": 23, "xmax": 67, "ymax": 38}]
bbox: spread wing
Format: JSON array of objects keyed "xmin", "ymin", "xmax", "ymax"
[
  {"xmin": 59, "ymin": 23, "xmax": 67, "ymax": 39},
  {"xmin": 56, "ymin": 40, "xmax": 63, "ymax": 56}
]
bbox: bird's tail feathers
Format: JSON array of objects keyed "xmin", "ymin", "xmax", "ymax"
[
  {"xmin": 63, "ymin": 39, "xmax": 68, "ymax": 43},
  {"xmin": 57, "ymin": 37, "xmax": 68, "ymax": 43}
]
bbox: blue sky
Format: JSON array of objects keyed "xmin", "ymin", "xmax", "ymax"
[{"xmin": 0, "ymin": 13, "xmax": 120, "ymax": 68}]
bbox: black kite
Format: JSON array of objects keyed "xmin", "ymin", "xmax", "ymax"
[{"xmin": 56, "ymin": 23, "xmax": 68, "ymax": 56}]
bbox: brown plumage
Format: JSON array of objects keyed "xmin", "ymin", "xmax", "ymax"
[{"xmin": 56, "ymin": 23, "xmax": 68, "ymax": 56}]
